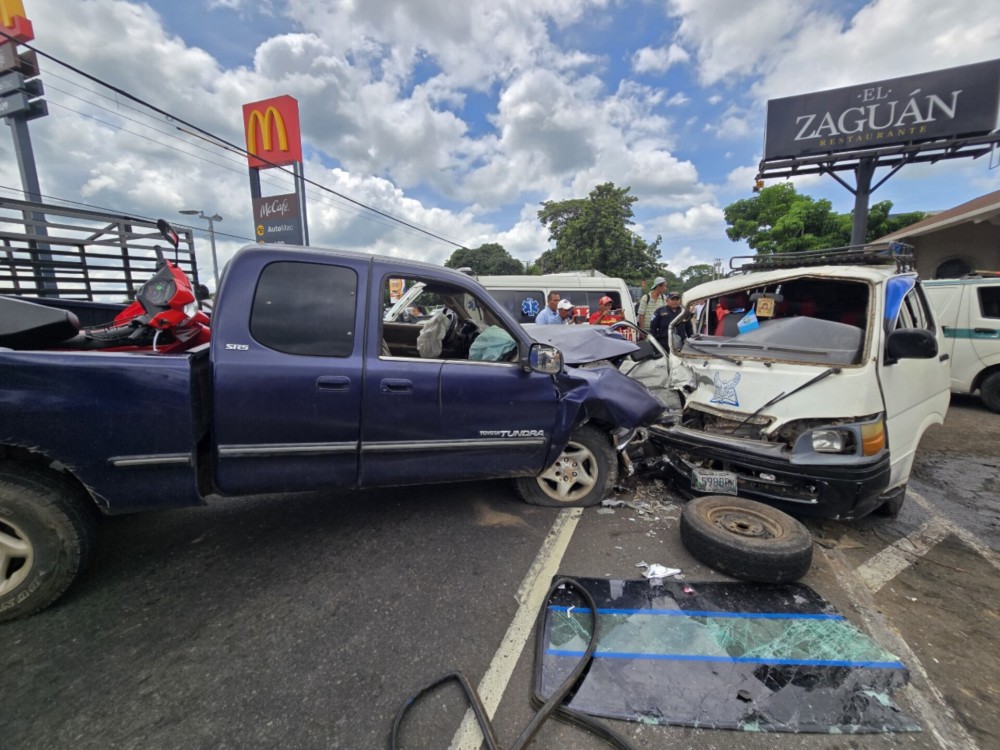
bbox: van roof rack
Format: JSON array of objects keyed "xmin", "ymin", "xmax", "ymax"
[{"xmin": 729, "ymin": 242, "xmax": 915, "ymax": 274}]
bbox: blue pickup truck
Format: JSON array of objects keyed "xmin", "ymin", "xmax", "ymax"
[{"xmin": 0, "ymin": 243, "xmax": 662, "ymax": 621}]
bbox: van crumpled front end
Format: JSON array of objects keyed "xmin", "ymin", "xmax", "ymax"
[{"xmin": 647, "ymin": 407, "xmax": 893, "ymax": 520}]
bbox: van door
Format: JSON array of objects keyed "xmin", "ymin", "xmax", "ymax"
[
  {"xmin": 968, "ymin": 281, "xmax": 1000, "ymax": 366},
  {"xmin": 212, "ymin": 258, "xmax": 364, "ymax": 495},
  {"xmin": 878, "ymin": 278, "xmax": 950, "ymax": 488}
]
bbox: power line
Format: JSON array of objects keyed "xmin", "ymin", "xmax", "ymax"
[{"xmin": 1, "ymin": 29, "xmax": 470, "ymax": 251}]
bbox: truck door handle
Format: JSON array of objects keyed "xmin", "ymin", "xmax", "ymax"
[
  {"xmin": 317, "ymin": 376, "xmax": 351, "ymax": 392},
  {"xmin": 974, "ymin": 328, "xmax": 995, "ymax": 334},
  {"xmin": 381, "ymin": 378, "xmax": 412, "ymax": 394},
  {"xmin": 939, "ymin": 353, "xmax": 949, "ymax": 362}
]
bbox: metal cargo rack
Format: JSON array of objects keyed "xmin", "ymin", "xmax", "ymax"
[
  {"xmin": 729, "ymin": 242, "xmax": 915, "ymax": 274},
  {"xmin": 0, "ymin": 196, "xmax": 197, "ymax": 301}
]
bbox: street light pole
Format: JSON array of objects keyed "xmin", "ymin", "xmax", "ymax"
[{"xmin": 179, "ymin": 209, "xmax": 223, "ymax": 289}]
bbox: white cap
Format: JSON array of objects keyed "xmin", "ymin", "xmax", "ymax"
[
  {"xmin": 653, "ymin": 276, "xmax": 667, "ymax": 287},
  {"xmin": 557, "ymin": 299, "xmax": 573, "ymax": 310}
]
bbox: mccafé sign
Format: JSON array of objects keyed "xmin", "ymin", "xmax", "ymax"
[
  {"xmin": 0, "ymin": 0, "xmax": 34, "ymax": 44},
  {"xmin": 764, "ymin": 59, "xmax": 1000, "ymax": 161},
  {"xmin": 242, "ymin": 94, "xmax": 302, "ymax": 169}
]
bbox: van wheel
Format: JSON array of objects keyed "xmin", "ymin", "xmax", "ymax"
[
  {"xmin": 0, "ymin": 466, "xmax": 97, "ymax": 622},
  {"xmin": 680, "ymin": 496, "xmax": 813, "ymax": 583},
  {"xmin": 980, "ymin": 371, "xmax": 1000, "ymax": 413},
  {"xmin": 514, "ymin": 425, "xmax": 616, "ymax": 508},
  {"xmin": 873, "ymin": 484, "xmax": 906, "ymax": 518}
]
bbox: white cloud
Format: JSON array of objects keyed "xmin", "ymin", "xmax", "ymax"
[{"xmin": 631, "ymin": 43, "xmax": 690, "ymax": 74}]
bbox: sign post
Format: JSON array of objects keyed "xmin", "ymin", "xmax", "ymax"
[
  {"xmin": 242, "ymin": 95, "xmax": 309, "ymax": 245},
  {"xmin": 757, "ymin": 59, "xmax": 1000, "ymax": 244},
  {"xmin": 1, "ymin": 0, "xmax": 54, "ymax": 290}
]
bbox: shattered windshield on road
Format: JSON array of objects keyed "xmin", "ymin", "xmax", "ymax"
[
  {"xmin": 537, "ymin": 578, "xmax": 919, "ymax": 734},
  {"xmin": 682, "ymin": 277, "xmax": 870, "ymax": 366}
]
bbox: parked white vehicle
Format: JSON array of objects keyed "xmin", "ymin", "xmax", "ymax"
[
  {"xmin": 650, "ymin": 244, "xmax": 951, "ymax": 520},
  {"xmin": 476, "ymin": 273, "xmax": 636, "ymax": 327},
  {"xmin": 922, "ymin": 276, "xmax": 1000, "ymax": 412}
]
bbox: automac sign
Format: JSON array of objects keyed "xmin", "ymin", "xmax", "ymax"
[
  {"xmin": 763, "ymin": 59, "xmax": 1000, "ymax": 161},
  {"xmin": 242, "ymin": 94, "xmax": 302, "ymax": 169}
]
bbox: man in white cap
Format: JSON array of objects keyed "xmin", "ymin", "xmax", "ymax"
[
  {"xmin": 536, "ymin": 292, "xmax": 573, "ymax": 324},
  {"xmin": 638, "ymin": 276, "xmax": 667, "ymax": 330}
]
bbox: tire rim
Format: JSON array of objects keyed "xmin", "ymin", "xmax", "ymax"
[
  {"xmin": 535, "ymin": 440, "xmax": 599, "ymax": 503},
  {"xmin": 0, "ymin": 517, "xmax": 33, "ymax": 596},
  {"xmin": 706, "ymin": 504, "xmax": 785, "ymax": 540}
]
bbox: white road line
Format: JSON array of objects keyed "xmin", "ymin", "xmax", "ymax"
[
  {"xmin": 448, "ymin": 507, "xmax": 582, "ymax": 750},
  {"xmin": 908, "ymin": 487, "xmax": 1000, "ymax": 573},
  {"xmin": 855, "ymin": 516, "xmax": 951, "ymax": 593},
  {"xmin": 824, "ymin": 546, "xmax": 980, "ymax": 750}
]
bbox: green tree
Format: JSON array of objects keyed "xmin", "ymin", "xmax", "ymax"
[
  {"xmin": 444, "ymin": 243, "xmax": 524, "ymax": 275},
  {"xmin": 535, "ymin": 183, "xmax": 662, "ymax": 283},
  {"xmin": 679, "ymin": 263, "xmax": 717, "ymax": 290},
  {"xmin": 724, "ymin": 183, "xmax": 926, "ymax": 253},
  {"xmin": 724, "ymin": 183, "xmax": 843, "ymax": 253}
]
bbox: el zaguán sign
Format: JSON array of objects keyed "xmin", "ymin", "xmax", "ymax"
[{"xmin": 763, "ymin": 59, "xmax": 1000, "ymax": 161}]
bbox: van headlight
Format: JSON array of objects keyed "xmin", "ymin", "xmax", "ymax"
[{"xmin": 810, "ymin": 429, "xmax": 853, "ymax": 454}]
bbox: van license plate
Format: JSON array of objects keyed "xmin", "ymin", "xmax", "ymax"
[{"xmin": 692, "ymin": 469, "xmax": 738, "ymax": 495}]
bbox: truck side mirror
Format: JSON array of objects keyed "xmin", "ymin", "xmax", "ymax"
[
  {"xmin": 886, "ymin": 328, "xmax": 938, "ymax": 363},
  {"xmin": 528, "ymin": 343, "xmax": 563, "ymax": 374}
]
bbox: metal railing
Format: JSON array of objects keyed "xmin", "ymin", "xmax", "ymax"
[{"xmin": 0, "ymin": 197, "xmax": 197, "ymax": 301}]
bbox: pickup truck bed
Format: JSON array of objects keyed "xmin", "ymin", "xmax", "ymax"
[{"xmin": 1, "ymin": 347, "xmax": 208, "ymax": 513}]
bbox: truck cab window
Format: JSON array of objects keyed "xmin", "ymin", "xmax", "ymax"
[
  {"xmin": 250, "ymin": 261, "xmax": 358, "ymax": 356},
  {"xmin": 380, "ymin": 275, "xmax": 515, "ymax": 362}
]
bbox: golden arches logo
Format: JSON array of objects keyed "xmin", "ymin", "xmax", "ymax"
[
  {"xmin": 1, "ymin": 0, "xmax": 27, "ymax": 28},
  {"xmin": 245, "ymin": 106, "xmax": 289, "ymax": 159}
]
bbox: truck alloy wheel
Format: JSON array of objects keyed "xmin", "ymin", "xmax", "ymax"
[
  {"xmin": 514, "ymin": 425, "xmax": 617, "ymax": 508},
  {"xmin": 0, "ymin": 466, "xmax": 97, "ymax": 623},
  {"xmin": 679, "ymin": 495, "xmax": 813, "ymax": 583}
]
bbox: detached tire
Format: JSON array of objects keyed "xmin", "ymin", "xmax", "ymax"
[
  {"xmin": 680, "ymin": 496, "xmax": 813, "ymax": 583},
  {"xmin": 0, "ymin": 465, "xmax": 97, "ymax": 623},
  {"xmin": 514, "ymin": 425, "xmax": 617, "ymax": 508},
  {"xmin": 980, "ymin": 371, "xmax": 1000, "ymax": 414}
]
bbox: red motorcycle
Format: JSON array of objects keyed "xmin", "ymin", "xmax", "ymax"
[{"xmin": 0, "ymin": 219, "xmax": 211, "ymax": 353}]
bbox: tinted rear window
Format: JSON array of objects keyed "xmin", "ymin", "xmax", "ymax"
[{"xmin": 250, "ymin": 261, "xmax": 358, "ymax": 356}]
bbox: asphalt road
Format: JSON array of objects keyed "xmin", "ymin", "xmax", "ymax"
[{"xmin": 3, "ymin": 396, "xmax": 998, "ymax": 749}]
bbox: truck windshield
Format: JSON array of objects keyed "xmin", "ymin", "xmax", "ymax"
[{"xmin": 682, "ymin": 277, "xmax": 870, "ymax": 366}]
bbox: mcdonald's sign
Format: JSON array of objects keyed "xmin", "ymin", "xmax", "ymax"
[
  {"xmin": 242, "ymin": 94, "xmax": 302, "ymax": 170},
  {"xmin": 0, "ymin": 0, "xmax": 35, "ymax": 44}
]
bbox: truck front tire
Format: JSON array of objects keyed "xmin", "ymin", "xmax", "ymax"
[
  {"xmin": 514, "ymin": 425, "xmax": 617, "ymax": 508},
  {"xmin": 0, "ymin": 465, "xmax": 97, "ymax": 623}
]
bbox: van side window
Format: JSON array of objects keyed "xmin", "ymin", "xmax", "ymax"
[
  {"xmin": 487, "ymin": 289, "xmax": 546, "ymax": 324},
  {"xmin": 979, "ymin": 287, "xmax": 1000, "ymax": 319},
  {"xmin": 250, "ymin": 261, "xmax": 357, "ymax": 357},
  {"xmin": 895, "ymin": 287, "xmax": 932, "ymax": 331}
]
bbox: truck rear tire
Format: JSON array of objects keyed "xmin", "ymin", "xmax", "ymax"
[
  {"xmin": 514, "ymin": 425, "xmax": 617, "ymax": 508},
  {"xmin": 680, "ymin": 495, "xmax": 813, "ymax": 583},
  {"xmin": 0, "ymin": 465, "xmax": 97, "ymax": 623},
  {"xmin": 980, "ymin": 371, "xmax": 1000, "ymax": 413}
]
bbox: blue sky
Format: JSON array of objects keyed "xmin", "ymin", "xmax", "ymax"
[{"xmin": 2, "ymin": 0, "xmax": 998, "ymax": 286}]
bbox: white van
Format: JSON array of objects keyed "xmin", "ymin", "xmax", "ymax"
[
  {"xmin": 476, "ymin": 273, "xmax": 636, "ymax": 327},
  {"xmin": 650, "ymin": 244, "xmax": 951, "ymax": 520},
  {"xmin": 922, "ymin": 276, "xmax": 1000, "ymax": 412}
]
